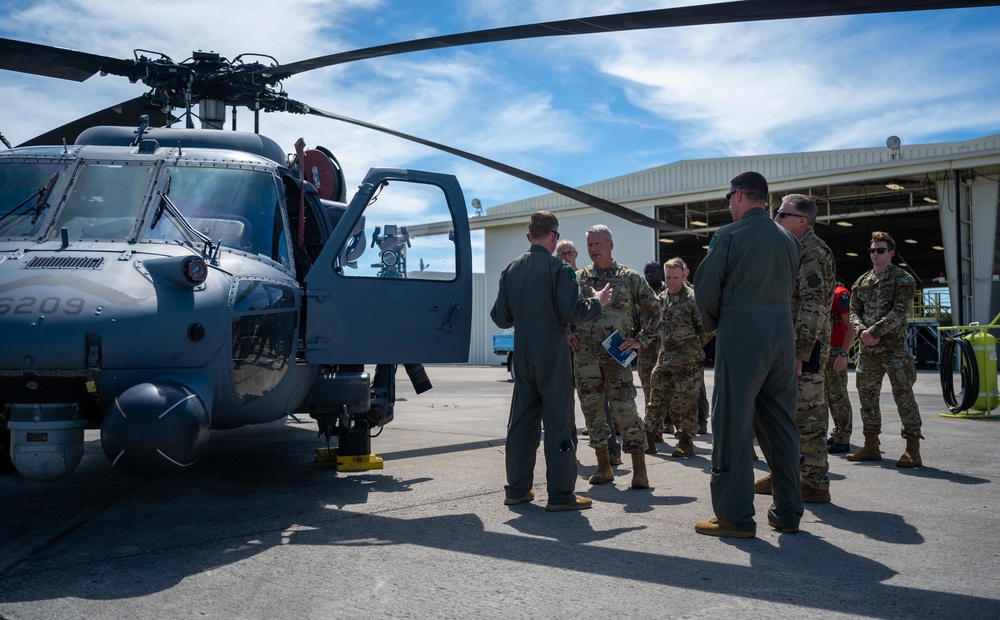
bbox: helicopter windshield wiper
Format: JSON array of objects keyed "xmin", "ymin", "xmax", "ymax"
[
  {"xmin": 31, "ymin": 171, "xmax": 59, "ymax": 224},
  {"xmin": 149, "ymin": 173, "xmax": 172, "ymax": 231},
  {"xmin": 0, "ymin": 171, "xmax": 59, "ymax": 225},
  {"xmin": 152, "ymin": 177, "xmax": 216, "ymax": 256}
]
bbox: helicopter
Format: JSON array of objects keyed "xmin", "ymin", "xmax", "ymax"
[{"xmin": 1, "ymin": 0, "xmax": 996, "ymax": 482}]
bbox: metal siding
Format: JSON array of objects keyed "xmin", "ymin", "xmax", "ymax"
[
  {"xmin": 468, "ymin": 272, "xmax": 489, "ymax": 365},
  {"xmin": 484, "ymin": 223, "xmax": 530, "ymax": 365}
]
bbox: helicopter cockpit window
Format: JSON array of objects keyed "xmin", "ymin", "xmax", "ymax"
[
  {"xmin": 51, "ymin": 161, "xmax": 154, "ymax": 241},
  {"xmin": 337, "ymin": 181, "xmax": 458, "ymax": 281},
  {"xmin": 0, "ymin": 161, "xmax": 71, "ymax": 239},
  {"xmin": 144, "ymin": 166, "xmax": 288, "ymax": 265}
]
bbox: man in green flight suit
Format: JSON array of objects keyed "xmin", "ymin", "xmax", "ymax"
[
  {"xmin": 491, "ymin": 211, "xmax": 612, "ymax": 511},
  {"xmin": 753, "ymin": 193, "xmax": 836, "ymax": 503},
  {"xmin": 693, "ymin": 172, "xmax": 804, "ymax": 537}
]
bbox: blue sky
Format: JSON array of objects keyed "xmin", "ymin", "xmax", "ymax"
[{"xmin": 3, "ymin": 1, "xmax": 1000, "ymax": 271}]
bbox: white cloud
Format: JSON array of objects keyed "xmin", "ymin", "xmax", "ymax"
[{"xmin": 3, "ymin": 0, "xmax": 1000, "ymax": 211}]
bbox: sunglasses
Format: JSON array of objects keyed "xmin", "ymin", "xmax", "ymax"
[
  {"xmin": 725, "ymin": 188, "xmax": 741, "ymax": 202},
  {"xmin": 776, "ymin": 210, "xmax": 807, "ymax": 220},
  {"xmin": 870, "ymin": 247, "xmax": 889, "ymax": 254}
]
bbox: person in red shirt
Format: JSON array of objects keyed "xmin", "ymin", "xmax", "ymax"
[{"xmin": 826, "ymin": 282, "xmax": 855, "ymax": 453}]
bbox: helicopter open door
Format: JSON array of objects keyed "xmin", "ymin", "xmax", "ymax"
[{"xmin": 304, "ymin": 168, "xmax": 473, "ymax": 364}]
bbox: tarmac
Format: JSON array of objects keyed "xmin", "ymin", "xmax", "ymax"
[{"xmin": 1, "ymin": 365, "xmax": 998, "ymax": 619}]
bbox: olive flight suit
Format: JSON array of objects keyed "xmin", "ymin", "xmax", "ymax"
[
  {"xmin": 694, "ymin": 208, "xmax": 803, "ymax": 534},
  {"xmin": 491, "ymin": 245, "xmax": 602, "ymax": 505}
]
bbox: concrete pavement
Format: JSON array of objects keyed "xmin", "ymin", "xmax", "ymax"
[{"xmin": 0, "ymin": 366, "xmax": 998, "ymax": 619}]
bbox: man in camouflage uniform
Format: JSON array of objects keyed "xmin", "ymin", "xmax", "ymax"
[
  {"xmin": 754, "ymin": 194, "xmax": 836, "ymax": 503},
  {"xmin": 572, "ymin": 225, "xmax": 660, "ymax": 489},
  {"xmin": 847, "ymin": 231, "xmax": 923, "ymax": 468},
  {"xmin": 644, "ymin": 257, "xmax": 713, "ymax": 458},
  {"xmin": 491, "ymin": 212, "xmax": 612, "ymax": 511},
  {"xmin": 563, "ymin": 238, "xmax": 622, "ymax": 461},
  {"xmin": 826, "ymin": 282, "xmax": 855, "ymax": 454},
  {"xmin": 681, "ymin": 264, "xmax": 711, "ymax": 434}
]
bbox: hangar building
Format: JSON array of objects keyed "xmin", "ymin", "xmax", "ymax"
[{"xmin": 466, "ymin": 133, "xmax": 1000, "ymax": 366}]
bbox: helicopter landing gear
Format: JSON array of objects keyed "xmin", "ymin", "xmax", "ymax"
[
  {"xmin": 314, "ymin": 411, "xmax": 384, "ymax": 471},
  {"xmin": 304, "ymin": 369, "xmax": 384, "ymax": 471}
]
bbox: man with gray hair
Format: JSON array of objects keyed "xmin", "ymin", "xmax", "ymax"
[{"xmin": 571, "ymin": 225, "xmax": 660, "ymax": 489}]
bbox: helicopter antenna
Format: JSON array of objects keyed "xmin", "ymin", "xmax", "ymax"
[
  {"xmin": 293, "ymin": 138, "xmax": 311, "ymax": 265},
  {"xmin": 131, "ymin": 115, "xmax": 150, "ymax": 147},
  {"xmin": 0, "ymin": 130, "xmax": 11, "ymax": 149}
]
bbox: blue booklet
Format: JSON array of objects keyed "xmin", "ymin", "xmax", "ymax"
[{"xmin": 602, "ymin": 330, "xmax": 637, "ymax": 368}]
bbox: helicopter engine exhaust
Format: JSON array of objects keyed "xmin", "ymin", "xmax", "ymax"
[
  {"xmin": 101, "ymin": 379, "xmax": 211, "ymax": 478},
  {"xmin": 403, "ymin": 363, "xmax": 433, "ymax": 395}
]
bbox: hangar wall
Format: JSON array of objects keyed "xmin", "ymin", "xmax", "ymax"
[{"xmin": 479, "ymin": 207, "xmax": 657, "ymax": 366}]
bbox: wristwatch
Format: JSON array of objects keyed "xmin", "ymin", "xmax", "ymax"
[{"xmin": 838, "ymin": 351, "xmax": 848, "ymax": 357}]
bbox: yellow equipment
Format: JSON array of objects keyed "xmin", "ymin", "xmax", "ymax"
[{"xmin": 966, "ymin": 330, "xmax": 999, "ymax": 411}]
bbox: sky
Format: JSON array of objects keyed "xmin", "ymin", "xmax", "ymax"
[{"xmin": 3, "ymin": 1, "xmax": 1000, "ymax": 271}]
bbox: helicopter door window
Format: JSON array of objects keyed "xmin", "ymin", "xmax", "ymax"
[
  {"xmin": 146, "ymin": 166, "xmax": 287, "ymax": 264},
  {"xmin": 52, "ymin": 162, "xmax": 154, "ymax": 241},
  {"xmin": 0, "ymin": 161, "xmax": 71, "ymax": 239},
  {"xmin": 338, "ymin": 181, "xmax": 458, "ymax": 281}
]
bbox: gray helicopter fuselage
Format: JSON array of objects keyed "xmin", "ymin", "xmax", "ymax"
[
  {"xmin": 0, "ymin": 127, "xmax": 473, "ymax": 481},
  {"xmin": 0, "ymin": 138, "xmax": 305, "ymax": 428}
]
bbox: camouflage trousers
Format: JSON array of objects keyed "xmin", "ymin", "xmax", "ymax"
[
  {"xmin": 645, "ymin": 362, "xmax": 703, "ymax": 438},
  {"xmin": 824, "ymin": 349, "xmax": 853, "ymax": 444},
  {"xmin": 637, "ymin": 343, "xmax": 658, "ymax": 403},
  {"xmin": 855, "ymin": 347, "xmax": 923, "ymax": 438},
  {"xmin": 575, "ymin": 355, "xmax": 647, "ymax": 453},
  {"xmin": 796, "ymin": 367, "xmax": 830, "ymax": 490}
]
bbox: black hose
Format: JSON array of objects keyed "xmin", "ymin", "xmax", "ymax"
[{"xmin": 940, "ymin": 334, "xmax": 978, "ymax": 412}]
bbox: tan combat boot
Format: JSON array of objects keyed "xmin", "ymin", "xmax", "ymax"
[
  {"xmin": 753, "ymin": 473, "xmax": 772, "ymax": 495},
  {"xmin": 846, "ymin": 432, "xmax": 882, "ymax": 462},
  {"xmin": 589, "ymin": 447, "xmax": 615, "ymax": 484},
  {"xmin": 630, "ymin": 452, "xmax": 649, "ymax": 489},
  {"xmin": 545, "ymin": 495, "xmax": 594, "ymax": 512},
  {"xmin": 671, "ymin": 434, "xmax": 695, "ymax": 458},
  {"xmin": 645, "ymin": 431, "xmax": 658, "ymax": 455},
  {"xmin": 896, "ymin": 436, "xmax": 922, "ymax": 468}
]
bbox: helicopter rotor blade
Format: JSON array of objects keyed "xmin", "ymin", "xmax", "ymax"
[
  {"xmin": 304, "ymin": 105, "xmax": 680, "ymax": 231},
  {"xmin": 263, "ymin": 0, "xmax": 998, "ymax": 80},
  {"xmin": 17, "ymin": 97, "xmax": 166, "ymax": 147},
  {"xmin": 0, "ymin": 37, "xmax": 139, "ymax": 82}
]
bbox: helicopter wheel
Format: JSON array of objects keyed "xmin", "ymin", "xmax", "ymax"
[{"xmin": 0, "ymin": 429, "xmax": 14, "ymax": 473}]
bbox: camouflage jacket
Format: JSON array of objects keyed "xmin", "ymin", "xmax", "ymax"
[
  {"xmin": 576, "ymin": 261, "xmax": 660, "ymax": 361},
  {"xmin": 850, "ymin": 262, "xmax": 914, "ymax": 351},
  {"xmin": 655, "ymin": 283, "xmax": 713, "ymax": 368},
  {"xmin": 792, "ymin": 230, "xmax": 836, "ymax": 361}
]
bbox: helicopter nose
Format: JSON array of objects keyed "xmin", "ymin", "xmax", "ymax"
[{"xmin": 101, "ymin": 380, "xmax": 211, "ymax": 477}]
